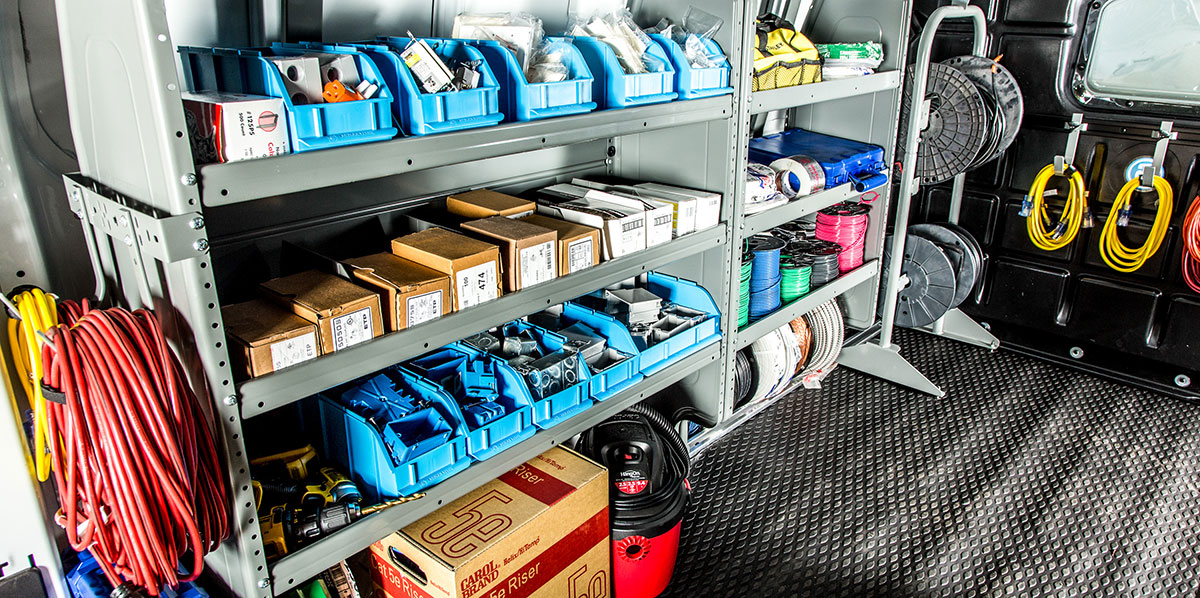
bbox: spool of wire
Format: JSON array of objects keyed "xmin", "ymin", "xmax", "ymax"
[
  {"xmin": 788, "ymin": 239, "xmax": 841, "ymax": 287},
  {"xmin": 780, "ymin": 256, "xmax": 812, "ymax": 303},
  {"xmin": 748, "ymin": 235, "xmax": 785, "ymax": 319},
  {"xmin": 732, "ymin": 349, "xmax": 757, "ymax": 410},
  {"xmin": 738, "ymin": 252, "xmax": 754, "ymax": 328},
  {"xmin": 816, "ymin": 202, "xmax": 871, "ymax": 273}
]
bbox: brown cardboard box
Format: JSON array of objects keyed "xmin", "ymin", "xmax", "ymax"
[
  {"xmin": 447, "ymin": 189, "xmax": 536, "ymax": 219},
  {"xmin": 222, "ymin": 299, "xmax": 319, "ymax": 378},
  {"xmin": 519, "ymin": 214, "xmax": 602, "ymax": 275},
  {"xmin": 461, "ymin": 217, "xmax": 557, "ymax": 293},
  {"xmin": 391, "ymin": 228, "xmax": 503, "ymax": 311},
  {"xmin": 346, "ymin": 253, "xmax": 453, "ymax": 332},
  {"xmin": 260, "ymin": 270, "xmax": 384, "ymax": 354},
  {"xmin": 370, "ymin": 447, "xmax": 609, "ymax": 598}
]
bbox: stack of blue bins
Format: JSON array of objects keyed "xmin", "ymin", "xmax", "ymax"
[
  {"xmin": 648, "ymin": 34, "xmax": 734, "ymax": 100},
  {"xmin": 533, "ymin": 304, "xmax": 644, "ymax": 401},
  {"xmin": 631, "ymin": 272, "xmax": 722, "ymax": 375},
  {"xmin": 571, "ymin": 36, "xmax": 678, "ymax": 108},
  {"xmin": 469, "ymin": 37, "xmax": 598, "ymax": 122}
]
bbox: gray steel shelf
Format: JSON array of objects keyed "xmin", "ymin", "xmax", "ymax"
[
  {"xmin": 734, "ymin": 260, "xmax": 879, "ymax": 351},
  {"xmin": 238, "ymin": 224, "xmax": 727, "ymax": 417},
  {"xmin": 742, "ymin": 180, "xmax": 877, "ymax": 239},
  {"xmin": 268, "ymin": 342, "xmax": 722, "ymax": 595},
  {"xmin": 201, "ymin": 96, "xmax": 733, "ymax": 207},
  {"xmin": 749, "ymin": 71, "xmax": 901, "ymax": 114}
]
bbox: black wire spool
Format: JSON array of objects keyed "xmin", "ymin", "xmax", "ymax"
[
  {"xmin": 733, "ymin": 349, "xmax": 758, "ymax": 411},
  {"xmin": 909, "ymin": 223, "xmax": 982, "ymax": 309},
  {"xmin": 941, "ymin": 55, "xmax": 1024, "ymax": 168},
  {"xmin": 899, "ymin": 62, "xmax": 986, "ymax": 186},
  {"xmin": 880, "ymin": 234, "xmax": 958, "ymax": 328},
  {"xmin": 788, "ymin": 239, "xmax": 842, "ymax": 287}
]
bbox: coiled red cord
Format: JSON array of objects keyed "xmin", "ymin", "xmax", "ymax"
[
  {"xmin": 1184, "ymin": 196, "xmax": 1200, "ymax": 293},
  {"xmin": 815, "ymin": 203, "xmax": 871, "ymax": 273},
  {"xmin": 40, "ymin": 300, "xmax": 229, "ymax": 595}
]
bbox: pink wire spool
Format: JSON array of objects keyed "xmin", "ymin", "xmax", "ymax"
[{"xmin": 815, "ymin": 202, "xmax": 871, "ymax": 273}]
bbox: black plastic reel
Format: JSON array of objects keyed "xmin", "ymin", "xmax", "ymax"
[
  {"xmin": 941, "ymin": 55, "xmax": 1024, "ymax": 168},
  {"xmin": 900, "ymin": 62, "xmax": 987, "ymax": 186},
  {"xmin": 909, "ymin": 223, "xmax": 982, "ymax": 309},
  {"xmin": 881, "ymin": 234, "xmax": 958, "ymax": 329}
]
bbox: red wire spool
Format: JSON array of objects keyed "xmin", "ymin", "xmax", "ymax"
[
  {"xmin": 815, "ymin": 202, "xmax": 871, "ymax": 273},
  {"xmin": 1184, "ymin": 196, "xmax": 1200, "ymax": 293}
]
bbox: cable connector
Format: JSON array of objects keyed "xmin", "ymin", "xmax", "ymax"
[
  {"xmin": 1082, "ymin": 208, "xmax": 1095, "ymax": 229},
  {"xmin": 1051, "ymin": 221, "xmax": 1068, "ymax": 241},
  {"xmin": 1117, "ymin": 207, "xmax": 1132, "ymax": 227},
  {"xmin": 1019, "ymin": 196, "xmax": 1033, "ymax": 218}
]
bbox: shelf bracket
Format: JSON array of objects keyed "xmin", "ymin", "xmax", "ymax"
[
  {"xmin": 1142, "ymin": 121, "xmax": 1176, "ymax": 188},
  {"xmin": 1055, "ymin": 114, "xmax": 1088, "ymax": 175}
]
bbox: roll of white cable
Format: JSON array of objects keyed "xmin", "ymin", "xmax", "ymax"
[
  {"xmin": 799, "ymin": 300, "xmax": 844, "ymax": 386},
  {"xmin": 769, "ymin": 155, "xmax": 825, "ymax": 198},
  {"xmin": 748, "ymin": 328, "xmax": 788, "ymax": 404}
]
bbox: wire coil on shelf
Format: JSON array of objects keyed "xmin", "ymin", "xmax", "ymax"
[
  {"xmin": 800, "ymin": 300, "xmax": 845, "ymax": 383},
  {"xmin": 816, "ymin": 202, "xmax": 871, "ymax": 273},
  {"xmin": 788, "ymin": 239, "xmax": 842, "ymax": 287},
  {"xmin": 780, "ymin": 256, "xmax": 813, "ymax": 303},
  {"xmin": 748, "ymin": 235, "xmax": 785, "ymax": 320},
  {"xmin": 1100, "ymin": 175, "xmax": 1174, "ymax": 273},
  {"xmin": 738, "ymin": 252, "xmax": 754, "ymax": 327}
]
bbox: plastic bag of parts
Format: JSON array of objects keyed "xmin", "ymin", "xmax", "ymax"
[
  {"xmin": 452, "ymin": 12, "xmax": 545, "ymax": 73},
  {"xmin": 646, "ymin": 6, "xmax": 724, "ymax": 69},
  {"xmin": 815, "ymin": 42, "xmax": 884, "ymax": 79},
  {"xmin": 567, "ymin": 7, "xmax": 662, "ymax": 74},
  {"xmin": 526, "ymin": 39, "xmax": 574, "ymax": 83}
]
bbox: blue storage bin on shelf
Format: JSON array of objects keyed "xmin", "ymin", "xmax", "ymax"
[
  {"xmin": 648, "ymin": 34, "xmax": 733, "ymax": 100},
  {"xmin": 406, "ymin": 345, "xmax": 536, "ymax": 460},
  {"xmin": 469, "ymin": 37, "xmax": 597, "ymax": 122},
  {"xmin": 558, "ymin": 303, "xmax": 643, "ymax": 400},
  {"xmin": 636, "ymin": 271, "xmax": 722, "ymax": 376},
  {"xmin": 310, "ymin": 368, "xmax": 471, "ymax": 502},
  {"xmin": 177, "ymin": 44, "xmax": 397, "ymax": 153},
  {"xmin": 570, "ymin": 36, "xmax": 678, "ymax": 109},
  {"xmin": 365, "ymin": 37, "xmax": 504, "ymax": 136}
]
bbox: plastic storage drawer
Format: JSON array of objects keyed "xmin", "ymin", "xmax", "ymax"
[
  {"xmin": 636, "ymin": 271, "xmax": 722, "ymax": 376},
  {"xmin": 368, "ymin": 37, "xmax": 504, "ymax": 136},
  {"xmin": 570, "ymin": 36, "xmax": 678, "ymax": 109},
  {"xmin": 178, "ymin": 45, "xmax": 398, "ymax": 153},
  {"xmin": 406, "ymin": 346, "xmax": 536, "ymax": 461},
  {"xmin": 471, "ymin": 37, "xmax": 597, "ymax": 122},
  {"xmin": 310, "ymin": 368, "xmax": 471, "ymax": 502},
  {"xmin": 649, "ymin": 34, "xmax": 733, "ymax": 100},
  {"xmin": 748, "ymin": 129, "xmax": 889, "ymax": 191},
  {"xmin": 558, "ymin": 303, "xmax": 644, "ymax": 400}
]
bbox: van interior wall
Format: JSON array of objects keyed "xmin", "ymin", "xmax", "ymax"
[{"xmin": 909, "ymin": 0, "xmax": 1200, "ymax": 399}]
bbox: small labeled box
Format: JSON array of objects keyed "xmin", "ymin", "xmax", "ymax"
[
  {"xmin": 391, "ymin": 228, "xmax": 502, "ymax": 311},
  {"xmin": 222, "ymin": 299, "xmax": 318, "ymax": 378},
  {"xmin": 446, "ymin": 189, "xmax": 537, "ymax": 219},
  {"xmin": 461, "ymin": 216, "xmax": 557, "ymax": 292},
  {"xmin": 537, "ymin": 184, "xmax": 646, "ymax": 259},
  {"xmin": 345, "ymin": 253, "xmax": 452, "ymax": 332},
  {"xmin": 519, "ymin": 214, "xmax": 602, "ymax": 274},
  {"xmin": 181, "ymin": 91, "xmax": 290, "ymax": 164},
  {"xmin": 260, "ymin": 270, "xmax": 384, "ymax": 354}
]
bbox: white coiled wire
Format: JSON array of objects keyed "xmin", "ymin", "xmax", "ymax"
[{"xmin": 798, "ymin": 300, "xmax": 844, "ymax": 383}]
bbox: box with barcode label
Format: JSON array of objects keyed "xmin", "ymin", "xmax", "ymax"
[
  {"xmin": 392, "ymin": 228, "xmax": 503, "ymax": 311},
  {"xmin": 346, "ymin": 253, "xmax": 453, "ymax": 332},
  {"xmin": 461, "ymin": 216, "xmax": 558, "ymax": 293},
  {"xmin": 221, "ymin": 299, "xmax": 318, "ymax": 378},
  {"xmin": 518, "ymin": 214, "xmax": 602, "ymax": 274},
  {"xmin": 260, "ymin": 270, "xmax": 384, "ymax": 355}
]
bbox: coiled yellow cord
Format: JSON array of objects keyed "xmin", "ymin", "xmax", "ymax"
[
  {"xmin": 6, "ymin": 288, "xmax": 58, "ymax": 481},
  {"xmin": 1025, "ymin": 165, "xmax": 1090, "ymax": 252},
  {"xmin": 1100, "ymin": 176, "xmax": 1174, "ymax": 273}
]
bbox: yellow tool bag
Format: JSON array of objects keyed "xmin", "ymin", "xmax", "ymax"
[{"xmin": 753, "ymin": 13, "xmax": 822, "ymax": 91}]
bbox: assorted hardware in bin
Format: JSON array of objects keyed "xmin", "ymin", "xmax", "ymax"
[
  {"xmin": 645, "ymin": 6, "xmax": 733, "ymax": 99},
  {"xmin": 529, "ymin": 304, "xmax": 644, "ymax": 401}
]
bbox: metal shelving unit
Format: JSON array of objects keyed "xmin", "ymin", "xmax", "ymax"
[
  {"xmin": 749, "ymin": 70, "xmax": 902, "ymax": 114},
  {"xmin": 733, "ymin": 262, "xmax": 879, "ymax": 351},
  {"xmin": 742, "ymin": 178, "xmax": 886, "ymax": 238}
]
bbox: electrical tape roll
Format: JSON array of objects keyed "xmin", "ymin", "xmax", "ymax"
[{"xmin": 769, "ymin": 155, "xmax": 825, "ymax": 198}]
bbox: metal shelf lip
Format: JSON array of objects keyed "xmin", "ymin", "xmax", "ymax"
[
  {"xmin": 750, "ymin": 71, "xmax": 901, "ymax": 115},
  {"xmin": 237, "ymin": 224, "xmax": 728, "ymax": 417},
  {"xmin": 200, "ymin": 96, "xmax": 733, "ymax": 207},
  {"xmin": 266, "ymin": 342, "xmax": 721, "ymax": 595},
  {"xmin": 733, "ymin": 260, "xmax": 879, "ymax": 351},
  {"xmin": 741, "ymin": 180, "xmax": 875, "ymax": 238}
]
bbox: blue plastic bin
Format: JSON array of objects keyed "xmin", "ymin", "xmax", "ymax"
[
  {"xmin": 558, "ymin": 303, "xmax": 644, "ymax": 400},
  {"xmin": 648, "ymin": 34, "xmax": 733, "ymax": 100},
  {"xmin": 636, "ymin": 271, "xmax": 722, "ymax": 376},
  {"xmin": 178, "ymin": 45, "xmax": 397, "ymax": 153},
  {"xmin": 365, "ymin": 37, "xmax": 504, "ymax": 136},
  {"xmin": 67, "ymin": 549, "xmax": 209, "ymax": 598},
  {"xmin": 570, "ymin": 36, "xmax": 678, "ymax": 109},
  {"xmin": 469, "ymin": 37, "xmax": 597, "ymax": 122},
  {"xmin": 407, "ymin": 345, "xmax": 536, "ymax": 461},
  {"xmin": 311, "ymin": 368, "xmax": 471, "ymax": 502}
]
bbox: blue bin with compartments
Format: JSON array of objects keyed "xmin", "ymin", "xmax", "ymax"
[
  {"xmin": 556, "ymin": 303, "xmax": 643, "ymax": 400},
  {"xmin": 178, "ymin": 44, "xmax": 397, "ymax": 153},
  {"xmin": 469, "ymin": 37, "xmax": 597, "ymax": 122},
  {"xmin": 570, "ymin": 36, "xmax": 677, "ymax": 109},
  {"xmin": 309, "ymin": 368, "xmax": 471, "ymax": 502},
  {"xmin": 648, "ymin": 34, "xmax": 733, "ymax": 100},
  {"xmin": 635, "ymin": 271, "xmax": 722, "ymax": 376},
  {"xmin": 406, "ymin": 345, "xmax": 536, "ymax": 460},
  {"xmin": 366, "ymin": 37, "xmax": 504, "ymax": 136}
]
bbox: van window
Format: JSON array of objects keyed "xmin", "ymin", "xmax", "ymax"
[{"xmin": 1081, "ymin": 0, "xmax": 1200, "ymax": 107}]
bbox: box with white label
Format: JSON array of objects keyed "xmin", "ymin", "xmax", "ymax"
[
  {"xmin": 570, "ymin": 178, "xmax": 698, "ymax": 237},
  {"xmin": 461, "ymin": 216, "xmax": 557, "ymax": 292},
  {"xmin": 519, "ymin": 214, "xmax": 602, "ymax": 274},
  {"xmin": 635, "ymin": 182, "xmax": 722, "ymax": 231},
  {"xmin": 346, "ymin": 253, "xmax": 452, "ymax": 332},
  {"xmin": 536, "ymin": 185, "xmax": 645, "ymax": 260},
  {"xmin": 222, "ymin": 299, "xmax": 318, "ymax": 379},
  {"xmin": 260, "ymin": 270, "xmax": 384, "ymax": 355},
  {"xmin": 391, "ymin": 228, "xmax": 503, "ymax": 311},
  {"xmin": 587, "ymin": 190, "xmax": 674, "ymax": 248},
  {"xmin": 181, "ymin": 91, "xmax": 290, "ymax": 164}
]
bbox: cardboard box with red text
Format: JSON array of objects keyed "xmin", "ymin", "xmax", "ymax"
[{"xmin": 182, "ymin": 91, "xmax": 290, "ymax": 164}]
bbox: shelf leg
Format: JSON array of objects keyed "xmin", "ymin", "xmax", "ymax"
[
  {"xmin": 838, "ymin": 342, "xmax": 946, "ymax": 398},
  {"xmin": 919, "ymin": 308, "xmax": 999, "ymax": 351}
]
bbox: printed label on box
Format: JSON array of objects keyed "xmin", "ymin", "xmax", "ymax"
[
  {"xmin": 406, "ymin": 290, "xmax": 443, "ymax": 327},
  {"xmin": 331, "ymin": 307, "xmax": 375, "ymax": 351},
  {"xmin": 456, "ymin": 262, "xmax": 499, "ymax": 309},
  {"xmin": 566, "ymin": 238, "xmax": 594, "ymax": 274},
  {"xmin": 520, "ymin": 242, "xmax": 556, "ymax": 288},
  {"xmin": 269, "ymin": 332, "xmax": 318, "ymax": 371}
]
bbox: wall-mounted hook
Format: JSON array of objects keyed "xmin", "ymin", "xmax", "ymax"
[
  {"xmin": 1142, "ymin": 121, "xmax": 1177, "ymax": 188},
  {"xmin": 1055, "ymin": 114, "xmax": 1088, "ymax": 175}
]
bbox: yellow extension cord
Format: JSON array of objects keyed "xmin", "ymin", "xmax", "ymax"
[
  {"xmin": 1025, "ymin": 165, "xmax": 1090, "ymax": 252},
  {"xmin": 1100, "ymin": 175, "xmax": 1174, "ymax": 273},
  {"xmin": 6, "ymin": 288, "xmax": 58, "ymax": 481}
]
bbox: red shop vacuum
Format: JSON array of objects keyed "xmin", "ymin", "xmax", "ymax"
[{"xmin": 579, "ymin": 404, "xmax": 690, "ymax": 598}]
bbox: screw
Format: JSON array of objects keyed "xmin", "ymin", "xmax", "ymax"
[
  {"xmin": 123, "ymin": 234, "xmax": 134, "ymax": 247},
  {"xmin": 1176, "ymin": 375, "xmax": 1191, "ymax": 388},
  {"xmin": 190, "ymin": 216, "xmax": 205, "ymax": 230},
  {"xmin": 980, "ymin": 321, "xmax": 991, "ymax": 331},
  {"xmin": 1069, "ymin": 347, "xmax": 1084, "ymax": 359},
  {"xmin": 181, "ymin": 173, "xmax": 197, "ymax": 186},
  {"xmin": 194, "ymin": 239, "xmax": 210, "ymax": 253},
  {"xmin": 118, "ymin": 214, "xmax": 129, "ymax": 227},
  {"xmin": 71, "ymin": 188, "xmax": 82, "ymax": 202},
  {"xmin": 223, "ymin": 395, "xmax": 237, "ymax": 406},
  {"xmin": 257, "ymin": 578, "xmax": 270, "ymax": 589}
]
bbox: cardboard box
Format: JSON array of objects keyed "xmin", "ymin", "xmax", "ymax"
[
  {"xmin": 461, "ymin": 217, "xmax": 557, "ymax": 292},
  {"xmin": 448, "ymin": 190, "xmax": 537, "ymax": 220},
  {"xmin": 635, "ymin": 182, "xmax": 722, "ymax": 231},
  {"xmin": 370, "ymin": 447, "xmax": 609, "ymax": 598},
  {"xmin": 182, "ymin": 92, "xmax": 290, "ymax": 164},
  {"xmin": 518, "ymin": 214, "xmax": 602, "ymax": 275},
  {"xmin": 222, "ymin": 299, "xmax": 319, "ymax": 378},
  {"xmin": 345, "ymin": 253, "xmax": 453, "ymax": 332},
  {"xmin": 570, "ymin": 179, "xmax": 698, "ymax": 238},
  {"xmin": 537, "ymin": 185, "xmax": 645, "ymax": 260},
  {"xmin": 260, "ymin": 270, "xmax": 384, "ymax": 354},
  {"xmin": 583, "ymin": 190, "xmax": 674, "ymax": 249},
  {"xmin": 392, "ymin": 228, "xmax": 503, "ymax": 311}
]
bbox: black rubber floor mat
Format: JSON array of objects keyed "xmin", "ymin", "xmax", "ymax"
[{"xmin": 663, "ymin": 331, "xmax": 1200, "ymax": 597}]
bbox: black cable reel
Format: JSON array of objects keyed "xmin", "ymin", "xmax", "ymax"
[{"xmin": 880, "ymin": 223, "xmax": 984, "ymax": 328}]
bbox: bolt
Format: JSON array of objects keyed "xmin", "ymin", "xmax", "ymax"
[
  {"xmin": 1175, "ymin": 375, "xmax": 1191, "ymax": 389},
  {"xmin": 190, "ymin": 216, "xmax": 205, "ymax": 230},
  {"xmin": 194, "ymin": 239, "xmax": 210, "ymax": 253},
  {"xmin": 257, "ymin": 578, "xmax": 270, "ymax": 589},
  {"xmin": 71, "ymin": 188, "xmax": 82, "ymax": 202},
  {"xmin": 1069, "ymin": 347, "xmax": 1084, "ymax": 359},
  {"xmin": 223, "ymin": 394, "xmax": 237, "ymax": 406},
  {"xmin": 123, "ymin": 234, "xmax": 134, "ymax": 247},
  {"xmin": 181, "ymin": 173, "xmax": 198, "ymax": 186},
  {"xmin": 980, "ymin": 321, "xmax": 991, "ymax": 331}
]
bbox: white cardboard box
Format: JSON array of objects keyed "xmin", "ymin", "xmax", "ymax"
[
  {"xmin": 634, "ymin": 182, "xmax": 722, "ymax": 232},
  {"xmin": 537, "ymin": 186, "xmax": 645, "ymax": 259},
  {"xmin": 570, "ymin": 179, "xmax": 698, "ymax": 238},
  {"xmin": 182, "ymin": 92, "xmax": 290, "ymax": 164},
  {"xmin": 582, "ymin": 190, "xmax": 674, "ymax": 248}
]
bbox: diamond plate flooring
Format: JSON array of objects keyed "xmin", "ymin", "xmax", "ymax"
[{"xmin": 663, "ymin": 332, "xmax": 1200, "ymax": 597}]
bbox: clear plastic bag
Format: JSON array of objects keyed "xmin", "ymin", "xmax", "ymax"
[
  {"xmin": 526, "ymin": 39, "xmax": 574, "ymax": 83},
  {"xmin": 568, "ymin": 8, "xmax": 653, "ymax": 74},
  {"xmin": 644, "ymin": 7, "xmax": 724, "ymax": 69},
  {"xmin": 452, "ymin": 12, "xmax": 545, "ymax": 73}
]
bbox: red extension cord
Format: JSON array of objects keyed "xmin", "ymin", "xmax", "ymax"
[
  {"xmin": 1184, "ymin": 196, "xmax": 1200, "ymax": 294},
  {"xmin": 40, "ymin": 300, "xmax": 229, "ymax": 594}
]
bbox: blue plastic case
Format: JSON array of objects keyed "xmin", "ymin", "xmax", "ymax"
[
  {"xmin": 558, "ymin": 303, "xmax": 644, "ymax": 400},
  {"xmin": 570, "ymin": 36, "xmax": 678, "ymax": 109},
  {"xmin": 649, "ymin": 34, "xmax": 733, "ymax": 100},
  {"xmin": 637, "ymin": 271, "xmax": 723, "ymax": 376},
  {"xmin": 749, "ymin": 129, "xmax": 889, "ymax": 190},
  {"xmin": 470, "ymin": 37, "xmax": 597, "ymax": 122},
  {"xmin": 178, "ymin": 45, "xmax": 398, "ymax": 153}
]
